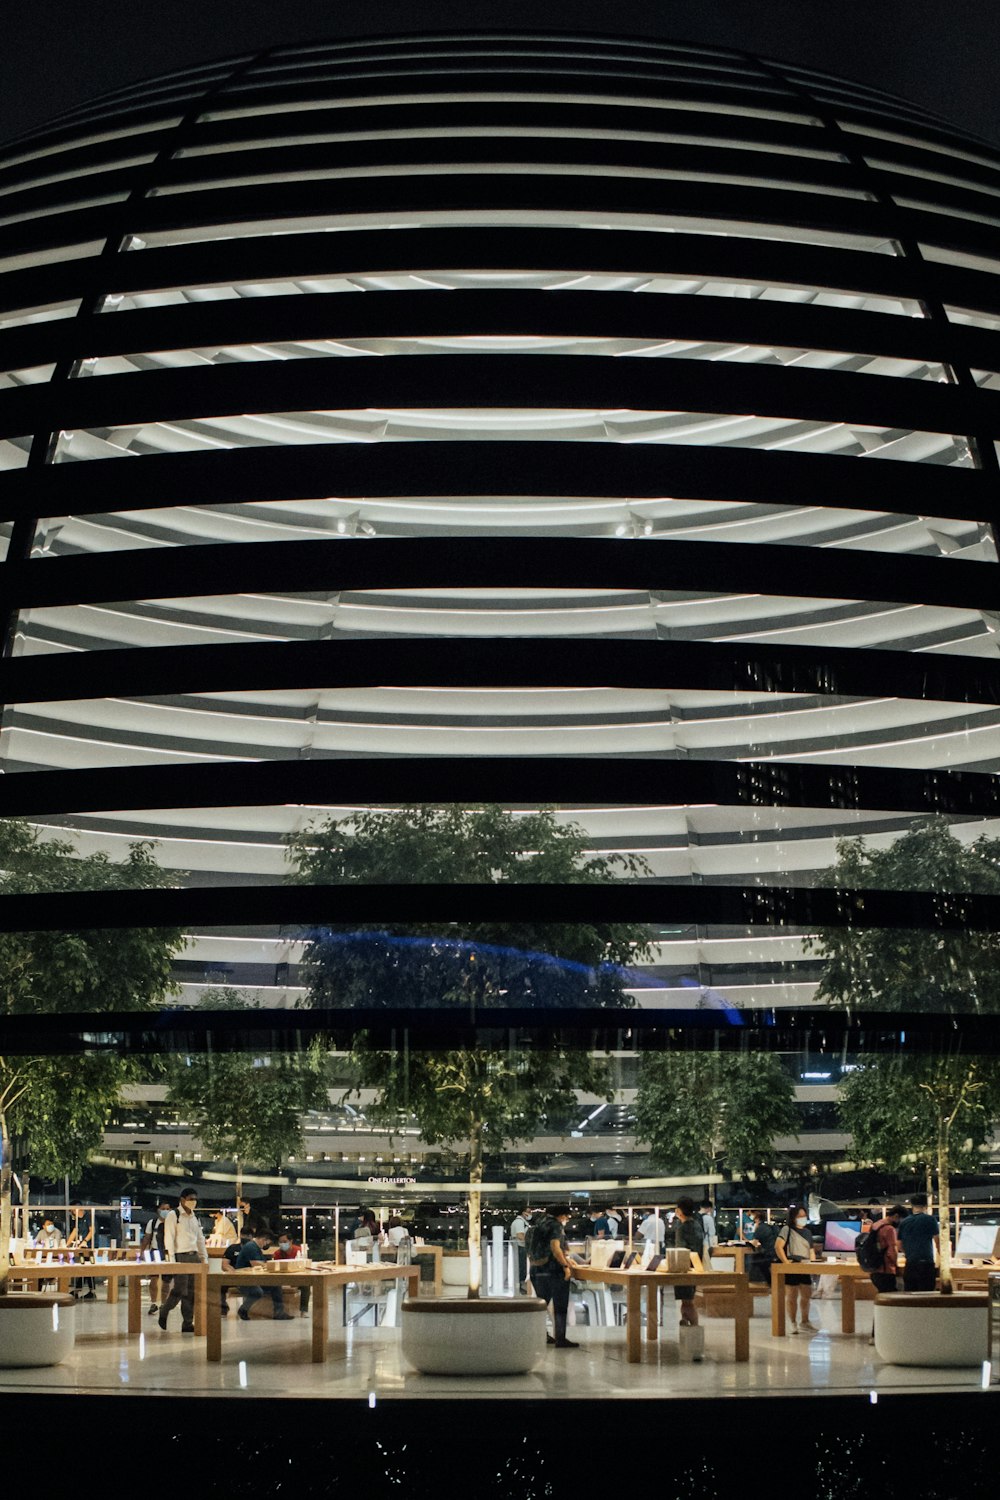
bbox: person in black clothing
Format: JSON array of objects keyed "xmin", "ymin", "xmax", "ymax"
[
  {"xmin": 527, "ymin": 1204, "xmax": 579, "ymax": 1349},
  {"xmin": 749, "ymin": 1209, "xmax": 779, "ymax": 1285},
  {"xmin": 672, "ymin": 1197, "xmax": 705, "ymax": 1326}
]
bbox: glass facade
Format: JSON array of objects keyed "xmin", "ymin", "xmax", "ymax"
[{"xmin": 0, "ymin": 32, "xmax": 999, "ymax": 1414}]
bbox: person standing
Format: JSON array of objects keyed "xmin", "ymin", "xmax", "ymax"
[
  {"xmin": 141, "ymin": 1197, "xmax": 173, "ymax": 1316},
  {"xmin": 67, "ymin": 1202, "xmax": 96, "ymax": 1300},
  {"xmin": 775, "ymin": 1205, "xmax": 817, "ymax": 1334},
  {"xmin": 638, "ymin": 1210, "xmax": 665, "ymax": 1250},
  {"xmin": 34, "ymin": 1216, "xmax": 65, "ymax": 1250},
  {"xmin": 527, "ymin": 1204, "xmax": 579, "ymax": 1349},
  {"xmin": 698, "ymin": 1200, "xmax": 718, "ymax": 1271},
  {"xmin": 210, "ymin": 1209, "xmax": 238, "ymax": 1245},
  {"xmin": 606, "ymin": 1207, "xmax": 622, "ymax": 1240},
  {"xmin": 672, "ymin": 1197, "xmax": 706, "ymax": 1328},
  {"xmin": 159, "ymin": 1187, "xmax": 209, "ymax": 1333},
  {"xmin": 748, "ymin": 1209, "xmax": 778, "ymax": 1285},
  {"xmin": 509, "ymin": 1206, "xmax": 531, "ymax": 1291},
  {"xmin": 866, "ymin": 1205, "xmax": 904, "ymax": 1297},
  {"xmin": 898, "ymin": 1195, "xmax": 940, "ymax": 1293}
]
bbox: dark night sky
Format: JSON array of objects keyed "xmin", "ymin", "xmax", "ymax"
[{"xmin": 2, "ymin": 0, "xmax": 1000, "ymax": 152}]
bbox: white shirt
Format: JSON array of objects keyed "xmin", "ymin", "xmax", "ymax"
[
  {"xmin": 387, "ymin": 1225, "xmax": 409, "ymax": 1246},
  {"xmin": 509, "ymin": 1215, "xmax": 528, "ymax": 1243},
  {"xmin": 606, "ymin": 1214, "xmax": 621, "ymax": 1237},
  {"xmin": 700, "ymin": 1211, "xmax": 718, "ymax": 1247},
  {"xmin": 638, "ymin": 1214, "xmax": 665, "ymax": 1246},
  {"xmin": 35, "ymin": 1226, "xmax": 64, "ymax": 1249},
  {"xmin": 164, "ymin": 1207, "xmax": 208, "ymax": 1262}
]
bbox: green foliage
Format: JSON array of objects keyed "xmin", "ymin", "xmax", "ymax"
[
  {"xmin": 0, "ymin": 820, "xmax": 184, "ymax": 1181},
  {"xmin": 805, "ymin": 817, "xmax": 1000, "ymax": 1015},
  {"xmin": 287, "ymin": 804, "xmax": 653, "ymax": 1010},
  {"xmin": 166, "ymin": 988, "xmax": 330, "ymax": 1168},
  {"xmin": 838, "ymin": 1054, "xmax": 1000, "ymax": 1175},
  {"xmin": 633, "ymin": 1051, "xmax": 799, "ymax": 1178},
  {"xmin": 807, "ymin": 819, "xmax": 1000, "ymax": 1220},
  {"xmin": 287, "ymin": 805, "xmax": 653, "ymax": 1162},
  {"xmin": 356, "ymin": 1044, "xmax": 613, "ymax": 1154}
]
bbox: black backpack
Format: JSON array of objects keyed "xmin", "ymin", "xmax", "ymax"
[
  {"xmin": 855, "ymin": 1223, "xmax": 886, "ymax": 1272},
  {"xmin": 525, "ymin": 1217, "xmax": 557, "ymax": 1268}
]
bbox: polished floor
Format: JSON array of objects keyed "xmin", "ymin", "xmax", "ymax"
[{"xmin": 1, "ymin": 1286, "xmax": 996, "ymax": 1402}]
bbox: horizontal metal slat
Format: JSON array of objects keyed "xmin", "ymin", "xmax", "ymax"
[
  {"xmin": 3, "ymin": 635, "xmax": 999, "ymax": 712},
  {"xmin": 0, "ymin": 351, "xmax": 992, "ymax": 440},
  {"xmin": 0, "ymin": 440, "xmax": 987, "ymax": 524},
  {"xmin": 0, "ymin": 754, "xmax": 995, "ymax": 819},
  {"xmin": 6, "ymin": 536, "xmax": 998, "ymax": 613}
]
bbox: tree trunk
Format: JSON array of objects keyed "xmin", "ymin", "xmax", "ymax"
[
  {"xmin": 235, "ymin": 1160, "xmax": 243, "ymax": 1232},
  {"xmin": 0, "ymin": 1112, "xmax": 11, "ymax": 1297},
  {"xmin": 467, "ymin": 1119, "xmax": 483, "ymax": 1299},
  {"xmin": 925, "ymin": 1163, "xmax": 934, "ymax": 1209},
  {"xmin": 937, "ymin": 1133, "xmax": 952, "ymax": 1294}
]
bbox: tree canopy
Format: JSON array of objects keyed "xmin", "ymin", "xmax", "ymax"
[
  {"xmin": 0, "ymin": 820, "xmax": 184, "ymax": 1288},
  {"xmin": 807, "ymin": 817, "xmax": 1000, "ymax": 1286},
  {"xmin": 287, "ymin": 803, "xmax": 653, "ymax": 1010},
  {"xmin": 805, "ymin": 816, "xmax": 1000, "ymax": 1015},
  {"xmin": 287, "ymin": 804, "xmax": 652, "ymax": 1291},
  {"xmin": 633, "ymin": 1051, "xmax": 799, "ymax": 1179},
  {"xmin": 166, "ymin": 987, "xmax": 331, "ymax": 1174}
]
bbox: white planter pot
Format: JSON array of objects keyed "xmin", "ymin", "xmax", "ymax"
[
  {"xmin": 874, "ymin": 1291, "xmax": 989, "ymax": 1367},
  {"xmin": 401, "ymin": 1296, "xmax": 547, "ymax": 1375},
  {"xmin": 0, "ymin": 1293, "xmax": 76, "ymax": 1367},
  {"xmin": 440, "ymin": 1254, "xmax": 470, "ymax": 1287}
]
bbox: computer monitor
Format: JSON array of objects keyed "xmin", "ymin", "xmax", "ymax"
[
  {"xmin": 823, "ymin": 1219, "xmax": 861, "ymax": 1254},
  {"xmin": 956, "ymin": 1224, "xmax": 999, "ymax": 1256}
]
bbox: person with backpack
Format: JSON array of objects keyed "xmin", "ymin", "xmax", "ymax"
[
  {"xmin": 775, "ymin": 1204, "xmax": 817, "ymax": 1333},
  {"xmin": 526, "ymin": 1204, "xmax": 579, "ymax": 1349},
  {"xmin": 856, "ymin": 1204, "xmax": 903, "ymax": 1291}
]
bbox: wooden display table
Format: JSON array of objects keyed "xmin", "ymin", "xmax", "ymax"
[
  {"xmin": 206, "ymin": 1263, "xmax": 419, "ymax": 1364},
  {"xmin": 11, "ymin": 1260, "xmax": 208, "ymax": 1336},
  {"xmin": 574, "ymin": 1264, "xmax": 751, "ymax": 1364},
  {"xmin": 769, "ymin": 1260, "xmax": 876, "ymax": 1335}
]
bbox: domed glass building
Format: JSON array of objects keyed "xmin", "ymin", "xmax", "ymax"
[{"xmin": 0, "ymin": 33, "xmax": 998, "ymax": 1175}]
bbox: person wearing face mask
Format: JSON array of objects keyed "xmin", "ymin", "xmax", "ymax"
[
  {"xmin": 141, "ymin": 1198, "xmax": 174, "ymax": 1316},
  {"xmin": 33, "ymin": 1217, "xmax": 65, "ymax": 1289},
  {"xmin": 775, "ymin": 1204, "xmax": 818, "ymax": 1333},
  {"xmin": 159, "ymin": 1188, "xmax": 209, "ymax": 1333},
  {"xmin": 271, "ymin": 1231, "xmax": 310, "ymax": 1315},
  {"xmin": 34, "ymin": 1217, "xmax": 65, "ymax": 1250}
]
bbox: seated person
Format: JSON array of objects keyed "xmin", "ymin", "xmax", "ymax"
[
  {"xmin": 232, "ymin": 1231, "xmax": 294, "ymax": 1322},
  {"xmin": 271, "ymin": 1232, "xmax": 310, "ymax": 1315}
]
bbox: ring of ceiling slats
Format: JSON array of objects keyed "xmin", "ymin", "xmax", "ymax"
[{"xmin": 0, "ymin": 32, "xmax": 999, "ymax": 1011}]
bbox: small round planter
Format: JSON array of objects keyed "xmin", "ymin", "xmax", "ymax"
[
  {"xmin": 874, "ymin": 1291, "xmax": 989, "ymax": 1367},
  {"xmin": 0, "ymin": 1292, "xmax": 76, "ymax": 1368},
  {"xmin": 401, "ymin": 1296, "xmax": 547, "ymax": 1375}
]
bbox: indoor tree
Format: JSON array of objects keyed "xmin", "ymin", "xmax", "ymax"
[
  {"xmin": 287, "ymin": 804, "xmax": 653, "ymax": 1295},
  {"xmin": 166, "ymin": 987, "xmax": 331, "ymax": 1222},
  {"xmin": 633, "ymin": 1051, "xmax": 799, "ymax": 1180},
  {"xmin": 0, "ymin": 821, "xmax": 184, "ymax": 1294},
  {"xmin": 806, "ymin": 816, "xmax": 1000, "ymax": 1290}
]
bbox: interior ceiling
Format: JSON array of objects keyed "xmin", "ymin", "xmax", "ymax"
[{"xmin": 0, "ymin": 34, "xmax": 998, "ymax": 1012}]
